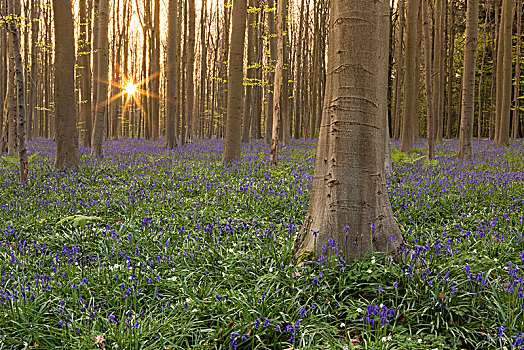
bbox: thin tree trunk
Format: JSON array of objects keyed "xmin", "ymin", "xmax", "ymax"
[
  {"xmin": 400, "ymin": 0, "xmax": 419, "ymax": 152},
  {"xmin": 497, "ymin": 0, "xmax": 513, "ymax": 145},
  {"xmin": 477, "ymin": 9, "xmax": 488, "ymax": 140},
  {"xmin": 79, "ymin": 0, "xmax": 92, "ymax": 147},
  {"xmin": 393, "ymin": 0, "xmax": 405, "ymax": 140},
  {"xmin": 265, "ymin": 0, "xmax": 276, "ymax": 144},
  {"xmin": 242, "ymin": 0, "xmax": 255, "ymax": 143},
  {"xmin": 445, "ymin": 1, "xmax": 455, "ymax": 139},
  {"xmin": 7, "ymin": 0, "xmax": 28, "ymax": 183},
  {"xmin": 422, "ymin": 0, "xmax": 434, "ymax": 159},
  {"xmin": 270, "ymin": 0, "xmax": 286, "ymax": 165},
  {"xmin": 166, "ymin": 0, "xmax": 178, "ymax": 149},
  {"xmin": 91, "ymin": 0, "xmax": 109, "ymax": 157},
  {"xmin": 458, "ymin": 0, "xmax": 479, "ymax": 159},
  {"xmin": 512, "ymin": 0, "xmax": 522, "ymax": 139}
]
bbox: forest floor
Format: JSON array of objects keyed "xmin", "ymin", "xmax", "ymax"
[{"xmin": 0, "ymin": 138, "xmax": 523, "ymax": 349}]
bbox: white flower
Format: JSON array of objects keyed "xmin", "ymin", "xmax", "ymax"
[
  {"xmin": 167, "ymin": 276, "xmax": 177, "ymax": 281},
  {"xmin": 356, "ymin": 308, "xmax": 363, "ymax": 313},
  {"xmin": 269, "ymin": 267, "xmax": 274, "ymax": 273},
  {"xmin": 367, "ymin": 269, "xmax": 372, "ymax": 274},
  {"xmin": 228, "ymin": 248, "xmax": 234, "ymax": 253},
  {"xmin": 340, "ymin": 323, "xmax": 345, "ymax": 328},
  {"xmin": 371, "ymin": 257, "xmax": 376, "ymax": 264},
  {"xmin": 418, "ymin": 339, "xmax": 422, "ymax": 343}
]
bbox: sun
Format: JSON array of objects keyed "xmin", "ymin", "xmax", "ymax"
[{"xmin": 125, "ymin": 82, "xmax": 137, "ymax": 95}]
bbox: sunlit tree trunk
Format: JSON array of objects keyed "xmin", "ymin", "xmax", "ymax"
[
  {"xmin": 151, "ymin": 0, "xmax": 160, "ymax": 139},
  {"xmin": 91, "ymin": 0, "xmax": 109, "ymax": 157},
  {"xmin": 222, "ymin": 0, "xmax": 247, "ymax": 163},
  {"xmin": 293, "ymin": 0, "xmax": 405, "ymax": 262},
  {"xmin": 458, "ymin": 0, "xmax": 479, "ymax": 159}
]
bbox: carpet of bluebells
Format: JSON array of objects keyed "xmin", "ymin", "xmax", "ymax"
[{"xmin": 0, "ymin": 138, "xmax": 524, "ymax": 349}]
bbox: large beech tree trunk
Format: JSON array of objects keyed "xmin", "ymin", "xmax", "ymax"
[
  {"xmin": 458, "ymin": 0, "xmax": 479, "ymax": 159},
  {"xmin": 293, "ymin": 0, "xmax": 405, "ymax": 261},
  {"xmin": 221, "ymin": 0, "xmax": 246, "ymax": 163},
  {"xmin": 53, "ymin": 0, "xmax": 80, "ymax": 168}
]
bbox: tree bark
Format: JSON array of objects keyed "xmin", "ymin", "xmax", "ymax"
[
  {"xmin": 91, "ymin": 0, "xmax": 109, "ymax": 157},
  {"xmin": 422, "ymin": 0, "xmax": 434, "ymax": 159},
  {"xmin": 512, "ymin": 0, "xmax": 522, "ymax": 139},
  {"xmin": 7, "ymin": 0, "xmax": 28, "ymax": 183},
  {"xmin": 270, "ymin": 0, "xmax": 286, "ymax": 165},
  {"xmin": 400, "ymin": 0, "xmax": 419, "ymax": 152},
  {"xmin": 166, "ymin": 0, "xmax": 178, "ymax": 149},
  {"xmin": 79, "ymin": 0, "xmax": 92, "ymax": 147},
  {"xmin": 393, "ymin": 0, "xmax": 405, "ymax": 140},
  {"xmin": 497, "ymin": 0, "xmax": 513, "ymax": 145},
  {"xmin": 53, "ymin": 0, "xmax": 80, "ymax": 168},
  {"xmin": 458, "ymin": 0, "xmax": 479, "ymax": 159},
  {"xmin": 221, "ymin": 0, "xmax": 247, "ymax": 163},
  {"xmin": 293, "ymin": 0, "xmax": 405, "ymax": 262}
]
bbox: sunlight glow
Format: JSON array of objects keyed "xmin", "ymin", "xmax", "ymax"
[{"xmin": 125, "ymin": 83, "xmax": 138, "ymax": 96}]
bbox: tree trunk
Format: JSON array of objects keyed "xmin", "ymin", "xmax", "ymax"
[
  {"xmin": 221, "ymin": 0, "xmax": 247, "ymax": 163},
  {"xmin": 497, "ymin": 0, "xmax": 513, "ymax": 145},
  {"xmin": 393, "ymin": 0, "xmax": 405, "ymax": 140},
  {"xmin": 513, "ymin": 0, "xmax": 522, "ymax": 139},
  {"xmin": 477, "ymin": 9, "xmax": 488, "ymax": 140},
  {"xmin": 79, "ymin": 0, "xmax": 92, "ymax": 147},
  {"xmin": 265, "ymin": 0, "xmax": 277, "ymax": 144},
  {"xmin": 422, "ymin": 0, "xmax": 434, "ymax": 159},
  {"xmin": 242, "ymin": 0, "xmax": 255, "ymax": 144},
  {"xmin": 458, "ymin": 0, "xmax": 479, "ymax": 159},
  {"xmin": 91, "ymin": 0, "xmax": 109, "ymax": 157},
  {"xmin": 53, "ymin": 0, "xmax": 80, "ymax": 168},
  {"xmin": 445, "ymin": 1, "xmax": 455, "ymax": 139},
  {"xmin": 7, "ymin": 0, "xmax": 28, "ymax": 183},
  {"xmin": 166, "ymin": 0, "xmax": 178, "ymax": 149},
  {"xmin": 400, "ymin": 0, "xmax": 419, "ymax": 152},
  {"xmin": 270, "ymin": 0, "xmax": 286, "ymax": 165},
  {"xmin": 293, "ymin": 0, "xmax": 405, "ymax": 262}
]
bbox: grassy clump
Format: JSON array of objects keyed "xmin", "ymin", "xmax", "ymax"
[{"xmin": 0, "ymin": 138, "xmax": 523, "ymax": 349}]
